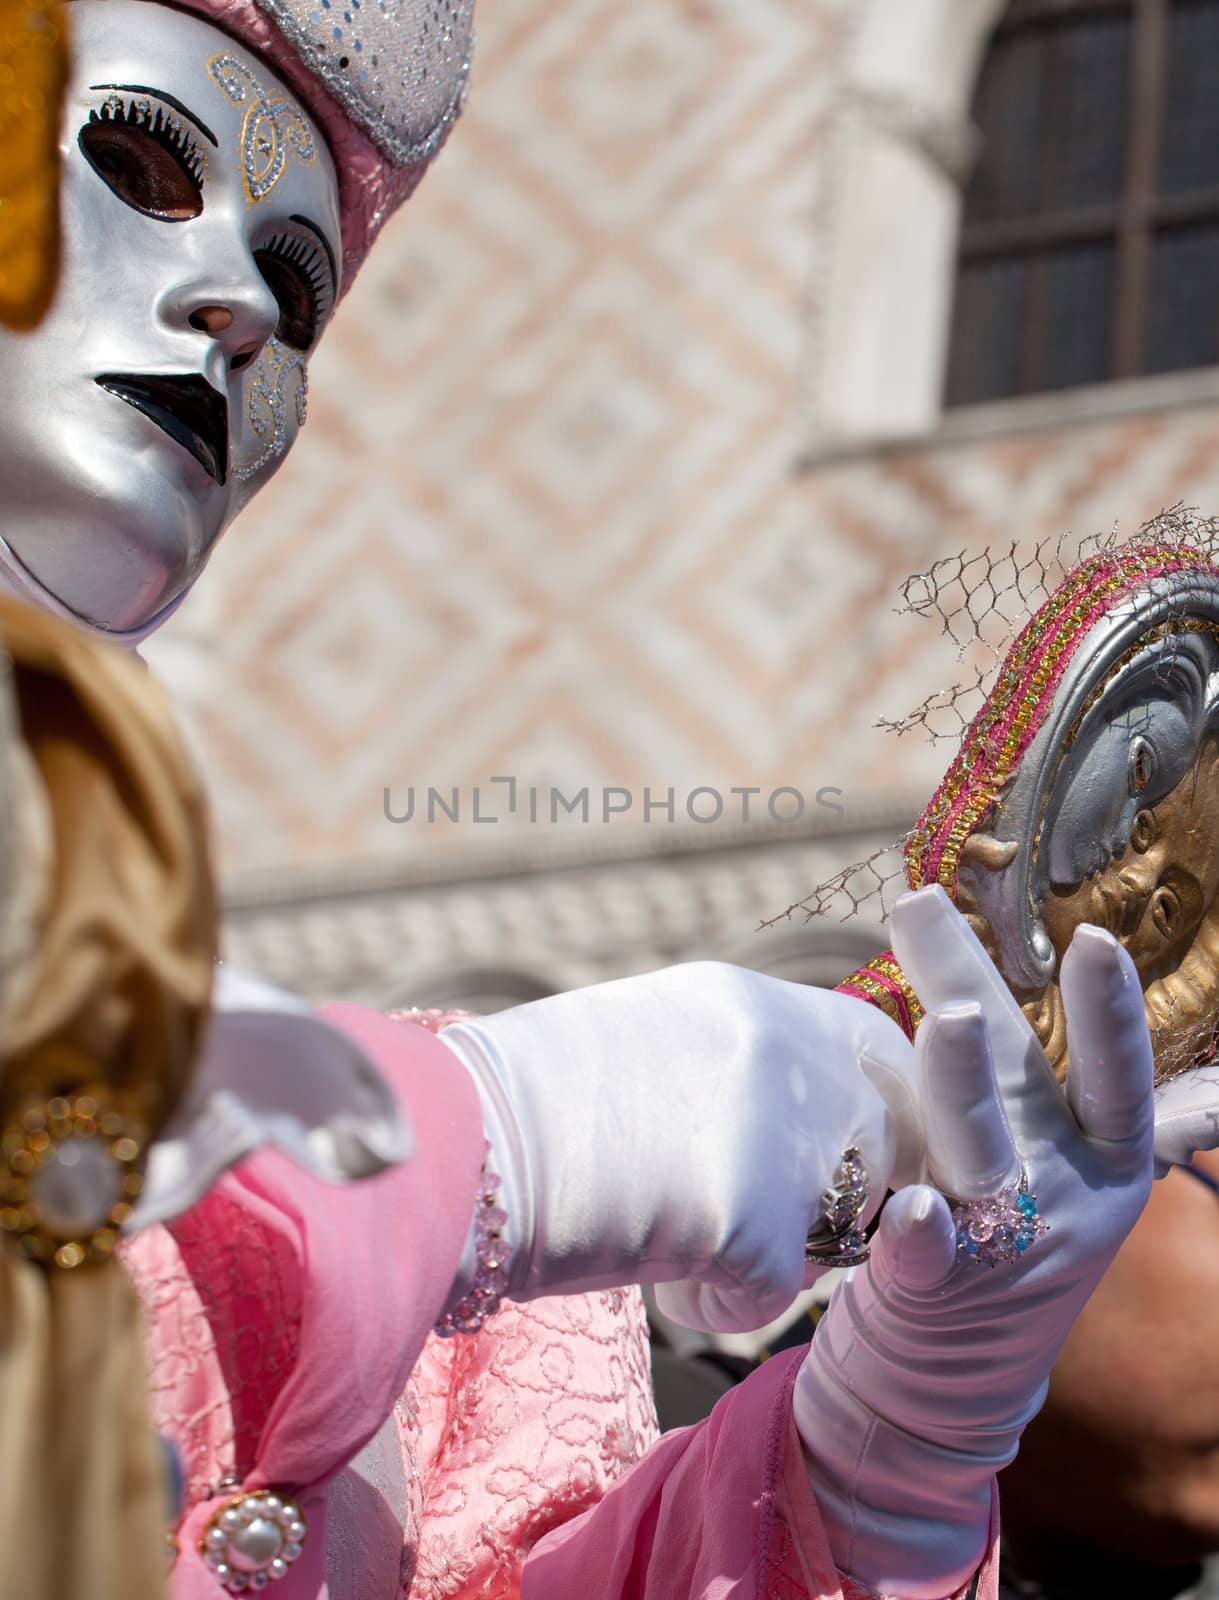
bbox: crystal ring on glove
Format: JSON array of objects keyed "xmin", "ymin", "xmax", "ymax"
[
  {"xmin": 951, "ymin": 1169, "xmax": 1048, "ymax": 1268},
  {"xmin": 804, "ymin": 1145, "xmax": 870, "ymax": 1268}
]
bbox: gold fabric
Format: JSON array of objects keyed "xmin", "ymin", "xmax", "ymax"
[
  {"xmin": 0, "ymin": 1249, "xmax": 174, "ymax": 1595},
  {"xmin": 0, "ymin": 595, "xmax": 218, "ymax": 1599},
  {"xmin": 0, "ymin": 596, "xmax": 217, "ymax": 1123},
  {"xmin": 0, "ymin": 0, "xmax": 67, "ymax": 330}
]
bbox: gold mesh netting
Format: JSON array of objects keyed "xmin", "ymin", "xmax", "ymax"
[
  {"xmin": 768, "ymin": 507, "xmax": 1219, "ymax": 1089},
  {"xmin": 765, "ymin": 506, "xmax": 1219, "ymax": 936}
]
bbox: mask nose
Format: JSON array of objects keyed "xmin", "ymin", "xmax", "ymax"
[
  {"xmin": 167, "ymin": 265, "xmax": 281, "ymax": 375},
  {"xmin": 190, "ymin": 305, "xmax": 232, "ymax": 333},
  {"xmin": 187, "ymin": 303, "xmax": 267, "ymax": 372}
]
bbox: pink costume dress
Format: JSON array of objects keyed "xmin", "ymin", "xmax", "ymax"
[{"xmin": 125, "ymin": 1005, "xmax": 999, "ymax": 1600}]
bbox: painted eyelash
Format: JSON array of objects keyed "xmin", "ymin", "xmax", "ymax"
[
  {"xmin": 260, "ymin": 230, "xmax": 335, "ymax": 319},
  {"xmin": 89, "ymin": 93, "xmax": 207, "ymax": 188}
]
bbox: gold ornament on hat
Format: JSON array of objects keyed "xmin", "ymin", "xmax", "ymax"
[{"xmin": 0, "ymin": 0, "xmax": 67, "ymax": 329}]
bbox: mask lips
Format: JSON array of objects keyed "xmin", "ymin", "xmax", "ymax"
[{"xmin": 95, "ymin": 371, "xmax": 229, "ymax": 485}]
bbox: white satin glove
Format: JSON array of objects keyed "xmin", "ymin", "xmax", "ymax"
[
  {"xmin": 438, "ymin": 962, "xmax": 921, "ymax": 1331},
  {"xmin": 1150, "ymin": 1063, "xmax": 1219, "ymax": 1171},
  {"xmin": 794, "ymin": 886, "xmax": 1155, "ymax": 1599}
]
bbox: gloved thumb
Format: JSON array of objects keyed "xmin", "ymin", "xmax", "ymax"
[{"xmin": 868, "ymin": 1184, "xmax": 957, "ymax": 1293}]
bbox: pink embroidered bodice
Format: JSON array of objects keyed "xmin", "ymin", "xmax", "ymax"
[{"xmin": 128, "ymin": 1230, "xmax": 660, "ymax": 1598}]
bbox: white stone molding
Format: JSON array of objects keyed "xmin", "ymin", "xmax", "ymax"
[
  {"xmin": 802, "ymin": 0, "xmax": 1005, "ymax": 455},
  {"xmin": 810, "ymin": 363, "xmax": 1219, "ymax": 466},
  {"xmin": 220, "ymin": 807, "xmax": 912, "ymax": 1010}
]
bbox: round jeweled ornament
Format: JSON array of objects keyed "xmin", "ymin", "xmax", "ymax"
[
  {"xmin": 0, "ymin": 1092, "xmax": 144, "ymax": 1268},
  {"xmin": 200, "ymin": 1490, "xmax": 307, "ymax": 1592},
  {"xmin": 951, "ymin": 1173, "xmax": 1048, "ymax": 1269}
]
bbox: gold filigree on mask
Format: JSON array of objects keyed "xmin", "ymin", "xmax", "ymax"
[
  {"xmin": 231, "ymin": 334, "xmax": 307, "ymax": 481},
  {"xmin": 207, "ymin": 52, "xmax": 316, "ymax": 204}
]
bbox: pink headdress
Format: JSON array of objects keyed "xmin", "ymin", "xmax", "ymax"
[{"xmin": 128, "ymin": 0, "xmax": 473, "ymax": 289}]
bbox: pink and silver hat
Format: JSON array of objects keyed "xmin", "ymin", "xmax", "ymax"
[{"xmin": 129, "ymin": 0, "xmax": 474, "ymax": 288}]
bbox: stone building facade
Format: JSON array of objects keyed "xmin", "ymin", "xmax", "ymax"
[{"xmin": 145, "ymin": 0, "xmax": 1219, "ymax": 1007}]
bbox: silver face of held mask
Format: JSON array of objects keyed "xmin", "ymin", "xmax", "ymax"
[{"xmin": 0, "ymin": 0, "xmax": 341, "ymax": 639}]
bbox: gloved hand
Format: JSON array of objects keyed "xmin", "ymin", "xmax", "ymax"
[
  {"xmin": 794, "ymin": 886, "xmax": 1155, "ymax": 1599},
  {"xmin": 438, "ymin": 962, "xmax": 922, "ymax": 1332},
  {"xmin": 1149, "ymin": 1064, "xmax": 1219, "ymax": 1171}
]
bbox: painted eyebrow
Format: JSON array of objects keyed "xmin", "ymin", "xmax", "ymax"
[
  {"xmin": 291, "ymin": 213, "xmax": 340, "ymax": 296},
  {"xmin": 89, "ymin": 83, "xmax": 218, "ymax": 148}
]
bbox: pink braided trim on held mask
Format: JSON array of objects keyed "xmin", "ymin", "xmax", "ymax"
[{"xmin": 101, "ymin": 0, "xmax": 428, "ymax": 291}]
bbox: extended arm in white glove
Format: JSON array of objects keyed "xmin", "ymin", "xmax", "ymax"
[
  {"xmin": 794, "ymin": 886, "xmax": 1155, "ymax": 1599},
  {"xmin": 438, "ymin": 961, "xmax": 922, "ymax": 1332}
]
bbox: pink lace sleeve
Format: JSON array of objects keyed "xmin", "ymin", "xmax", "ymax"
[{"xmin": 384, "ymin": 1009, "xmax": 662, "ymax": 1600}]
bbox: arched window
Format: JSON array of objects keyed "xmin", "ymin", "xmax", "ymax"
[{"xmin": 946, "ymin": 0, "xmax": 1219, "ymax": 408}]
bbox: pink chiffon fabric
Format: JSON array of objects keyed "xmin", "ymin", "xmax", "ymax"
[
  {"xmin": 525, "ymin": 1346, "xmax": 1000, "ymax": 1600},
  {"xmin": 125, "ymin": 1006, "xmax": 486, "ymax": 1598},
  {"xmin": 126, "ymin": 1003, "xmax": 999, "ymax": 1600},
  {"xmin": 125, "ymin": 1004, "xmax": 664, "ymax": 1600}
]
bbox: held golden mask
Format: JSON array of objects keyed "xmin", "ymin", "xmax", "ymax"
[{"xmin": 841, "ymin": 540, "xmax": 1219, "ymax": 1084}]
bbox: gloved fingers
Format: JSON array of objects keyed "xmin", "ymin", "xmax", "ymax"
[
  {"xmin": 653, "ymin": 1277, "xmax": 798, "ymax": 1336},
  {"xmin": 804, "ymin": 990, "xmax": 918, "ymax": 1192},
  {"xmin": 860, "ymin": 1045, "xmax": 926, "ymax": 1190},
  {"xmin": 1151, "ymin": 1064, "xmax": 1219, "ymax": 1169},
  {"xmin": 867, "ymin": 1184, "xmax": 958, "ymax": 1293},
  {"xmin": 1061, "ymin": 925, "xmax": 1154, "ymax": 1162},
  {"xmin": 918, "ymin": 1003, "xmax": 1020, "ymax": 1200},
  {"xmin": 891, "ymin": 885, "xmax": 1067, "ymax": 1136}
]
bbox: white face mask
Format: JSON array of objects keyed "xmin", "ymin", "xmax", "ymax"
[{"xmin": 0, "ymin": 0, "xmax": 341, "ymax": 638}]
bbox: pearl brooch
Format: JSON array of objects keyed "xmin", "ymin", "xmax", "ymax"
[
  {"xmin": 0, "ymin": 1093, "xmax": 144, "ymax": 1268},
  {"xmin": 199, "ymin": 1490, "xmax": 306, "ymax": 1592}
]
